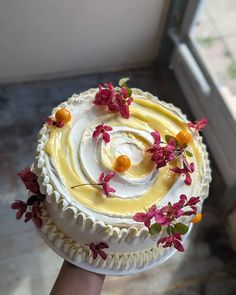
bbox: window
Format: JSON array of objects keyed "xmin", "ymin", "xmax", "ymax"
[{"xmin": 171, "ymin": 0, "xmax": 236, "ymax": 193}]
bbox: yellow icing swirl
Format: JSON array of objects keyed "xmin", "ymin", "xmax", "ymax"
[{"xmin": 45, "ymin": 97, "xmax": 202, "ymax": 216}]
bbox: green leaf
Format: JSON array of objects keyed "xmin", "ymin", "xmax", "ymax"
[
  {"xmin": 149, "ymin": 223, "xmax": 162, "ymax": 235},
  {"xmin": 165, "ymin": 135, "xmax": 179, "ymax": 146},
  {"xmin": 118, "ymin": 77, "xmax": 130, "ymax": 87},
  {"xmin": 173, "ymin": 223, "xmax": 189, "ymax": 235},
  {"xmin": 126, "ymin": 87, "xmax": 132, "ymax": 97},
  {"xmin": 167, "ymin": 225, "xmax": 173, "ymax": 235},
  {"xmin": 186, "ymin": 150, "xmax": 193, "ymax": 157}
]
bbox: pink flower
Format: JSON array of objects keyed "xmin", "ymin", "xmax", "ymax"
[
  {"xmin": 133, "ymin": 205, "xmax": 157, "ymax": 228},
  {"xmin": 170, "ymin": 162, "xmax": 194, "ymax": 185},
  {"xmin": 155, "ymin": 203, "xmax": 183, "ymax": 226},
  {"xmin": 186, "ymin": 196, "xmax": 200, "ymax": 206},
  {"xmin": 157, "ymin": 233, "xmax": 184, "ymax": 252},
  {"xmin": 89, "ymin": 242, "xmax": 109, "ymax": 260},
  {"xmin": 114, "ymin": 87, "xmax": 133, "ymax": 119},
  {"xmin": 11, "ymin": 200, "xmax": 27, "ymax": 220},
  {"xmin": 151, "ymin": 131, "xmax": 161, "ymax": 144},
  {"xmin": 171, "ymin": 194, "xmax": 199, "ymax": 216},
  {"xmin": 46, "ymin": 118, "xmax": 54, "ymax": 125},
  {"xmin": 55, "ymin": 121, "xmax": 64, "ymax": 128},
  {"xmin": 172, "ymin": 194, "xmax": 187, "ymax": 209},
  {"xmin": 94, "ymin": 83, "xmax": 115, "ymax": 106},
  {"xmin": 98, "ymin": 172, "xmax": 116, "ymax": 196},
  {"xmin": 187, "ymin": 118, "xmax": 208, "ymax": 132},
  {"xmin": 182, "ymin": 196, "xmax": 200, "ymax": 216},
  {"xmin": 93, "ymin": 83, "xmax": 133, "ymax": 119},
  {"xmin": 46, "ymin": 118, "xmax": 64, "ymax": 128},
  {"xmin": 24, "ymin": 203, "xmax": 43, "ymax": 228},
  {"xmin": 18, "ymin": 168, "xmax": 40, "ymax": 194},
  {"xmin": 92, "ymin": 124, "xmax": 113, "ymax": 143},
  {"xmin": 147, "ymin": 131, "xmax": 176, "ymax": 168}
]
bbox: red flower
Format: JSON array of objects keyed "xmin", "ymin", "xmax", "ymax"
[
  {"xmin": 55, "ymin": 121, "xmax": 64, "ymax": 128},
  {"xmin": 11, "ymin": 200, "xmax": 27, "ymax": 220},
  {"xmin": 182, "ymin": 196, "xmax": 200, "ymax": 216},
  {"xmin": 89, "ymin": 242, "xmax": 109, "ymax": 260},
  {"xmin": 170, "ymin": 162, "xmax": 194, "ymax": 185},
  {"xmin": 155, "ymin": 204, "xmax": 183, "ymax": 226},
  {"xmin": 98, "ymin": 172, "xmax": 116, "ymax": 196},
  {"xmin": 133, "ymin": 194, "xmax": 200, "ymax": 252},
  {"xmin": 24, "ymin": 203, "xmax": 43, "ymax": 228},
  {"xmin": 93, "ymin": 83, "xmax": 133, "ymax": 119},
  {"xmin": 94, "ymin": 83, "xmax": 115, "ymax": 106},
  {"xmin": 133, "ymin": 205, "xmax": 157, "ymax": 229},
  {"xmin": 113, "ymin": 87, "xmax": 133, "ymax": 119},
  {"xmin": 133, "ymin": 194, "xmax": 200, "ymax": 228},
  {"xmin": 46, "ymin": 118, "xmax": 54, "ymax": 125},
  {"xmin": 157, "ymin": 233, "xmax": 184, "ymax": 252},
  {"xmin": 46, "ymin": 118, "xmax": 64, "ymax": 128},
  {"xmin": 18, "ymin": 168, "xmax": 40, "ymax": 194},
  {"xmin": 147, "ymin": 131, "xmax": 176, "ymax": 168},
  {"xmin": 92, "ymin": 124, "xmax": 113, "ymax": 143},
  {"xmin": 187, "ymin": 118, "xmax": 208, "ymax": 132}
]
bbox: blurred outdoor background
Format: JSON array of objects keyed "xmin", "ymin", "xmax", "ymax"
[{"xmin": 0, "ymin": 0, "xmax": 236, "ymax": 294}]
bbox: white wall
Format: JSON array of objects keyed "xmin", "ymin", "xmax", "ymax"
[{"xmin": 0, "ymin": 0, "xmax": 166, "ymax": 82}]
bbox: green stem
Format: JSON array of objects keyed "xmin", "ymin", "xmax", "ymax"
[{"xmin": 71, "ymin": 183, "xmax": 102, "ymax": 189}]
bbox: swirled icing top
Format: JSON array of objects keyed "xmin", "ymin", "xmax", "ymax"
[{"xmin": 42, "ymin": 88, "xmax": 203, "ymax": 225}]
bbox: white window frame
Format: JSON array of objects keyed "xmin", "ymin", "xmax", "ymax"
[{"xmin": 170, "ymin": 0, "xmax": 236, "ymax": 196}]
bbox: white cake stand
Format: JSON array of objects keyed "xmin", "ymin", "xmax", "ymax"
[{"xmin": 36, "ymin": 224, "xmax": 192, "ymax": 276}]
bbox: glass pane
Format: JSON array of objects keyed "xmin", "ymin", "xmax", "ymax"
[{"xmin": 191, "ymin": 0, "xmax": 236, "ymax": 120}]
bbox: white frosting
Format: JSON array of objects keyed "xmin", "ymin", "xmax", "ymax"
[{"xmin": 80, "ymin": 125, "xmax": 158, "ymax": 199}]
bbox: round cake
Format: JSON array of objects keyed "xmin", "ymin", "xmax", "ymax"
[{"xmin": 13, "ymin": 78, "xmax": 211, "ymax": 275}]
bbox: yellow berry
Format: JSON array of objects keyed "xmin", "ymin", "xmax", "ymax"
[
  {"xmin": 55, "ymin": 108, "xmax": 71, "ymax": 124},
  {"xmin": 114, "ymin": 155, "xmax": 131, "ymax": 173},
  {"xmin": 176, "ymin": 130, "xmax": 192, "ymax": 146},
  {"xmin": 191, "ymin": 212, "xmax": 202, "ymax": 224}
]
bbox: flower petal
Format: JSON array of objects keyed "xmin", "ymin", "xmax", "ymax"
[
  {"xmin": 103, "ymin": 132, "xmax": 110, "ymax": 143},
  {"xmin": 98, "ymin": 249, "xmax": 107, "ymax": 260},
  {"xmin": 24, "ymin": 212, "xmax": 34, "ymax": 223},
  {"xmin": 16, "ymin": 208, "xmax": 26, "ymax": 220},
  {"xmin": 151, "ymin": 131, "xmax": 161, "ymax": 144},
  {"xmin": 18, "ymin": 168, "xmax": 40, "ymax": 194},
  {"xmin": 103, "ymin": 125, "xmax": 113, "ymax": 131},
  {"xmin": 104, "ymin": 172, "xmax": 115, "ymax": 182},
  {"xmin": 133, "ymin": 212, "xmax": 147, "ymax": 222},
  {"xmin": 98, "ymin": 172, "xmax": 104, "ymax": 183},
  {"xmin": 184, "ymin": 173, "xmax": 192, "ymax": 185},
  {"xmin": 97, "ymin": 242, "xmax": 109, "ymax": 249}
]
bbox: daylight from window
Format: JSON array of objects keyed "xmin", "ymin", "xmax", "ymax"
[{"xmin": 191, "ymin": 0, "xmax": 236, "ymax": 119}]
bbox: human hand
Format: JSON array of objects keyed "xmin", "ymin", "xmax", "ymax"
[{"xmin": 50, "ymin": 261, "xmax": 105, "ymax": 295}]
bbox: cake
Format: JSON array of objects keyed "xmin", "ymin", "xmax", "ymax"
[{"xmin": 12, "ymin": 78, "xmax": 211, "ymax": 274}]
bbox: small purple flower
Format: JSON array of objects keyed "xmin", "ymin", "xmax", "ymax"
[
  {"xmin": 155, "ymin": 203, "xmax": 183, "ymax": 226},
  {"xmin": 92, "ymin": 124, "xmax": 113, "ymax": 143},
  {"xmin": 11, "ymin": 200, "xmax": 27, "ymax": 220},
  {"xmin": 133, "ymin": 205, "xmax": 157, "ymax": 229},
  {"xmin": 89, "ymin": 242, "xmax": 109, "ymax": 260},
  {"xmin": 147, "ymin": 131, "xmax": 176, "ymax": 169},
  {"xmin": 171, "ymin": 162, "xmax": 195, "ymax": 185},
  {"xmin": 98, "ymin": 172, "xmax": 116, "ymax": 196},
  {"xmin": 158, "ymin": 233, "xmax": 184, "ymax": 252},
  {"xmin": 187, "ymin": 118, "xmax": 208, "ymax": 132},
  {"xmin": 18, "ymin": 168, "xmax": 40, "ymax": 194}
]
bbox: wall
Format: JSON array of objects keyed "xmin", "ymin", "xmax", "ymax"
[{"xmin": 0, "ymin": 0, "xmax": 166, "ymax": 82}]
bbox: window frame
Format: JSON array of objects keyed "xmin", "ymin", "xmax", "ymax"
[{"xmin": 170, "ymin": 0, "xmax": 236, "ymax": 209}]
